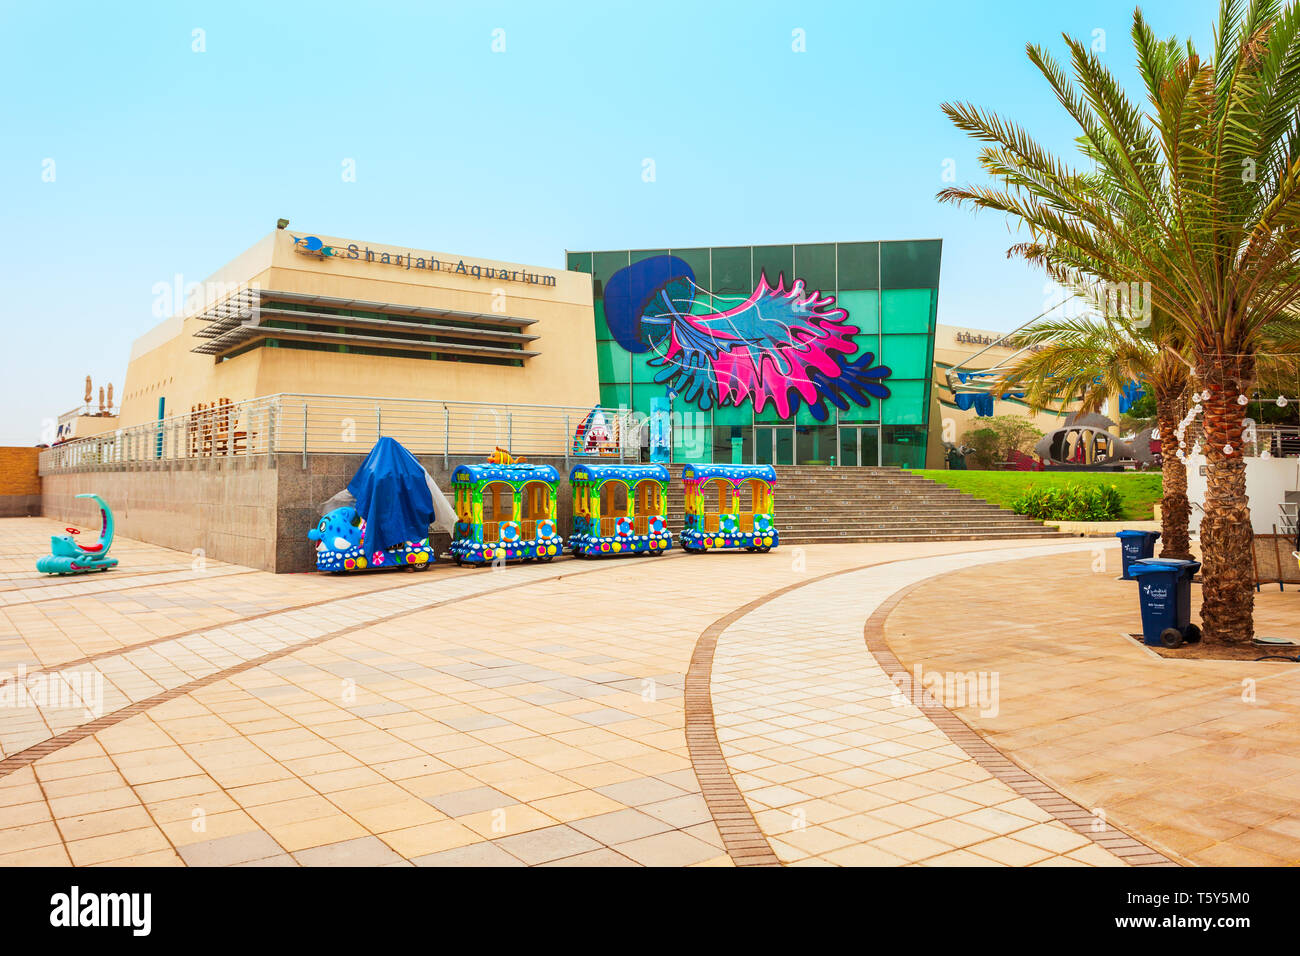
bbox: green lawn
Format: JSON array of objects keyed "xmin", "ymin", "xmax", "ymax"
[{"xmin": 913, "ymin": 470, "xmax": 1163, "ymax": 521}]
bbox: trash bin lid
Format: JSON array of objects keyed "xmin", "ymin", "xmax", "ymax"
[
  {"xmin": 1132, "ymin": 558, "xmax": 1201, "ymax": 573},
  {"xmin": 1116, "ymin": 529, "xmax": 1161, "ymax": 539}
]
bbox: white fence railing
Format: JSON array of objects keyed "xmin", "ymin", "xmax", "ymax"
[
  {"xmin": 39, "ymin": 393, "xmax": 641, "ymax": 474},
  {"xmin": 1165, "ymin": 423, "xmax": 1300, "ymax": 460}
]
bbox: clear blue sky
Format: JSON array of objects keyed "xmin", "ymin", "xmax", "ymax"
[{"xmin": 0, "ymin": 0, "xmax": 1218, "ymax": 445}]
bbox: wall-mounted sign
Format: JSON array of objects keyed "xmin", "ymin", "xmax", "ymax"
[{"xmin": 290, "ymin": 234, "xmax": 557, "ymax": 287}]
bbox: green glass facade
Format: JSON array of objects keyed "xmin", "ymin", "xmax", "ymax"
[{"xmin": 566, "ymin": 240, "xmax": 941, "ymax": 468}]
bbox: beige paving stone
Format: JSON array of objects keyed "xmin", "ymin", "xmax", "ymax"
[
  {"xmin": 968, "ymin": 837, "xmax": 1057, "ymax": 867},
  {"xmin": 1, "ymin": 531, "xmax": 1164, "ymax": 868},
  {"xmin": 612, "ymin": 830, "xmax": 719, "ymax": 867},
  {"xmin": 378, "ymin": 820, "xmax": 482, "ymax": 858},
  {"xmin": 528, "ymin": 790, "xmax": 626, "ymax": 823},
  {"xmin": 66, "ymin": 827, "xmax": 172, "ymax": 866}
]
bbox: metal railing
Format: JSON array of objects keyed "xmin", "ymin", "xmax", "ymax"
[
  {"xmin": 1280, "ymin": 502, "xmax": 1298, "ymax": 535},
  {"xmin": 39, "ymin": 392, "xmax": 640, "ymax": 474},
  {"xmin": 1170, "ymin": 423, "xmax": 1300, "ymax": 459}
]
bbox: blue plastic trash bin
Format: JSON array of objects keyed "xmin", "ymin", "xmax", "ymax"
[
  {"xmin": 1130, "ymin": 559, "xmax": 1201, "ymax": 647},
  {"xmin": 1116, "ymin": 529, "xmax": 1161, "ymax": 580}
]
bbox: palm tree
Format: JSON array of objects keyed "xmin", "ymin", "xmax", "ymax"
[
  {"xmin": 938, "ymin": 0, "xmax": 1300, "ymax": 643},
  {"xmin": 999, "ymin": 306, "xmax": 1194, "ymax": 559}
]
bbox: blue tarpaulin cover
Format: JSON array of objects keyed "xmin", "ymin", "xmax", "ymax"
[{"xmin": 346, "ymin": 438, "xmax": 436, "ymax": 552}]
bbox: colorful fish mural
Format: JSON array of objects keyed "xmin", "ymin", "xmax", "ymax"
[{"xmin": 603, "ymin": 255, "xmax": 892, "ymax": 421}]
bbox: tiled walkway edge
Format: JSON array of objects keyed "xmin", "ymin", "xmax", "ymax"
[{"xmin": 864, "ymin": 579, "xmax": 1179, "ymax": 867}]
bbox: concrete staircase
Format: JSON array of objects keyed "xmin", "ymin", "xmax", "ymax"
[{"xmin": 662, "ymin": 465, "xmax": 1072, "ymax": 545}]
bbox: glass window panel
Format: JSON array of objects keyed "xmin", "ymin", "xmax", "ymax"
[
  {"xmin": 672, "ymin": 423, "xmax": 711, "ymax": 463},
  {"xmin": 837, "ymin": 399, "xmax": 881, "ymax": 423},
  {"xmin": 881, "ymin": 240, "xmax": 942, "ymax": 290},
  {"xmin": 599, "ymin": 383, "xmax": 631, "ymax": 410},
  {"xmin": 711, "ymin": 246, "xmax": 751, "ymax": 295},
  {"xmin": 631, "ymin": 353, "xmax": 667, "ymax": 385},
  {"xmin": 836, "ymin": 290, "xmax": 880, "ymax": 335},
  {"xmin": 880, "ymin": 334, "xmax": 932, "ymax": 379},
  {"xmin": 668, "ymin": 247, "xmax": 710, "ymax": 292},
  {"xmin": 796, "ymin": 424, "xmax": 838, "ymax": 465},
  {"xmin": 881, "ymin": 379, "xmax": 928, "ymax": 425},
  {"xmin": 755, "ymin": 401, "xmax": 821, "ymax": 424},
  {"xmin": 593, "ymin": 251, "xmax": 631, "ymax": 300},
  {"xmin": 862, "ymin": 426, "xmax": 880, "ymax": 465},
  {"xmin": 567, "ymin": 252, "xmax": 593, "ymax": 274},
  {"xmin": 882, "ymin": 425, "xmax": 928, "ymax": 468},
  {"xmin": 794, "ymin": 243, "xmax": 836, "ymax": 294},
  {"xmin": 835, "ymin": 242, "xmax": 879, "ymax": 291},
  {"xmin": 712, "ymin": 403, "xmax": 751, "ymax": 426},
  {"xmin": 881, "ymin": 289, "xmax": 935, "ymax": 333},
  {"xmin": 631, "ymin": 249, "xmax": 668, "ymax": 263},
  {"xmin": 839, "ymin": 425, "xmax": 881, "ymax": 465},
  {"xmin": 839, "ymin": 427, "xmax": 859, "ymax": 466},
  {"xmin": 596, "ymin": 341, "xmax": 627, "ymax": 382},
  {"xmin": 712, "ymin": 425, "xmax": 749, "ymax": 464},
  {"xmin": 752, "ymin": 245, "xmax": 794, "ymax": 289},
  {"xmin": 593, "ymin": 301, "xmax": 613, "ymax": 343}
]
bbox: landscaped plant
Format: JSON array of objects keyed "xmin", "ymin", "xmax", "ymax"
[
  {"xmin": 939, "ymin": 0, "xmax": 1300, "ymax": 644},
  {"xmin": 959, "ymin": 416, "xmax": 1043, "ymax": 469},
  {"xmin": 995, "ymin": 312, "xmax": 1193, "ymax": 560},
  {"xmin": 1011, "ymin": 483, "xmax": 1124, "ymax": 522}
]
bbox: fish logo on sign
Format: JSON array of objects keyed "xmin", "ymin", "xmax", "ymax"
[{"xmin": 291, "ymin": 234, "xmax": 336, "ymax": 258}]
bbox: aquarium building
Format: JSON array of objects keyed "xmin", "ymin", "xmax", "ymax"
[{"xmin": 566, "ymin": 241, "xmax": 942, "ymax": 468}]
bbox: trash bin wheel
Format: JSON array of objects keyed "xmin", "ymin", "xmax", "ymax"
[
  {"xmin": 1184, "ymin": 624, "xmax": 1202, "ymax": 645},
  {"xmin": 1160, "ymin": 627, "xmax": 1185, "ymax": 648}
]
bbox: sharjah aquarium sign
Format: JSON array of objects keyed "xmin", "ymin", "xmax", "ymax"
[{"xmin": 290, "ymin": 235, "xmax": 557, "ymax": 287}]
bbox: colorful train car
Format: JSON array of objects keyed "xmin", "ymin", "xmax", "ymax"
[
  {"xmin": 448, "ymin": 463, "xmax": 563, "ymax": 565},
  {"xmin": 680, "ymin": 464, "xmax": 778, "ymax": 553},
  {"xmin": 568, "ymin": 463, "xmax": 672, "ymax": 557}
]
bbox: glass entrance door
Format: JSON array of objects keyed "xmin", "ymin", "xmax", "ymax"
[
  {"xmin": 838, "ymin": 426, "xmax": 880, "ymax": 466},
  {"xmin": 754, "ymin": 425, "xmax": 795, "ymax": 465}
]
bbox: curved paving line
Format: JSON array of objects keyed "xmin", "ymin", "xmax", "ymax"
[
  {"xmin": 0, "ymin": 568, "xmax": 484, "ymax": 692},
  {"xmin": 3, "ymin": 568, "xmax": 263, "ymax": 607},
  {"xmin": 0, "ymin": 559, "xmax": 648, "ymax": 782},
  {"xmin": 685, "ymin": 559, "xmax": 943, "ymax": 867},
  {"xmin": 864, "ymin": 576, "xmax": 1179, "ymax": 867},
  {"xmin": 686, "ymin": 540, "xmax": 1178, "ymax": 869},
  {"xmin": 0, "ymin": 565, "xmax": 237, "ymax": 593}
]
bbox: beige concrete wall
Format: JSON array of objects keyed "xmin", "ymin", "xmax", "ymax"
[
  {"xmin": 41, "ymin": 452, "xmax": 579, "ymax": 573},
  {"xmin": 41, "ymin": 457, "xmax": 280, "ymax": 570},
  {"xmin": 116, "ymin": 229, "xmax": 598, "ymax": 431}
]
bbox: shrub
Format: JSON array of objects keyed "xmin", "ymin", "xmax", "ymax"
[
  {"xmin": 959, "ymin": 416, "xmax": 1044, "ymax": 469},
  {"xmin": 1010, "ymin": 482, "xmax": 1123, "ymax": 521}
]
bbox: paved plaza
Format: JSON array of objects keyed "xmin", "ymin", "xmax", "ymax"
[{"xmin": 0, "ymin": 516, "xmax": 1293, "ymax": 867}]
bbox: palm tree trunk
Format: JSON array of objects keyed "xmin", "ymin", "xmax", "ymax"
[
  {"xmin": 1197, "ymin": 356, "xmax": 1255, "ymax": 645},
  {"xmin": 1155, "ymin": 400, "xmax": 1192, "ymax": 560}
]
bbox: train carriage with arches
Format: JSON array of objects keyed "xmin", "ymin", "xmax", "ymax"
[
  {"xmin": 448, "ymin": 463, "xmax": 564, "ymax": 565},
  {"xmin": 568, "ymin": 463, "xmax": 672, "ymax": 557},
  {"xmin": 680, "ymin": 464, "xmax": 778, "ymax": 553}
]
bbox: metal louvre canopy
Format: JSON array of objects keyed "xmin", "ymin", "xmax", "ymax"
[
  {"xmin": 191, "ymin": 324, "xmax": 540, "ymax": 359},
  {"xmin": 189, "ymin": 288, "xmax": 540, "ymax": 359}
]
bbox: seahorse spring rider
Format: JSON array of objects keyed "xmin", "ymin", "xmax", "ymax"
[
  {"xmin": 37, "ymin": 493, "xmax": 120, "ymax": 574},
  {"xmin": 309, "ymin": 437, "xmax": 455, "ymax": 573}
]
